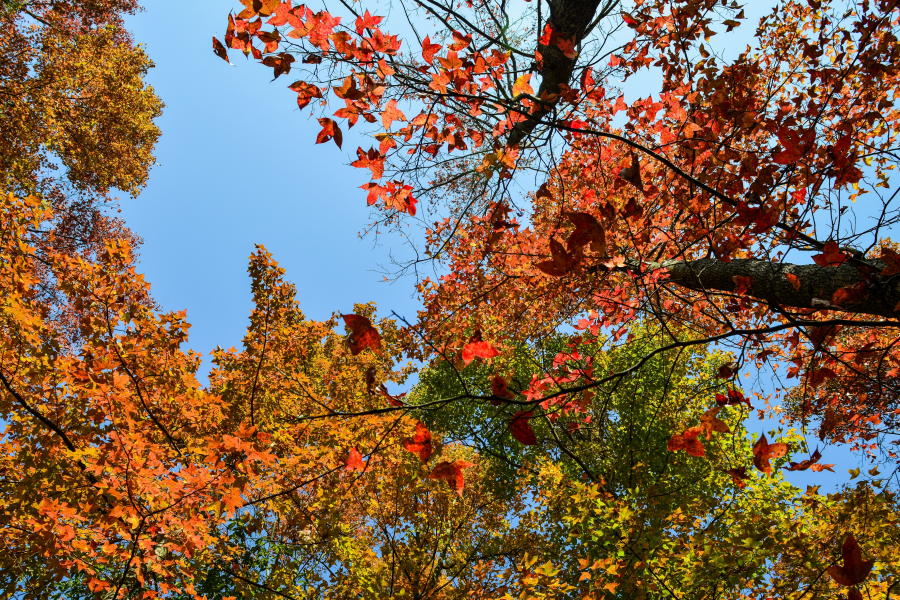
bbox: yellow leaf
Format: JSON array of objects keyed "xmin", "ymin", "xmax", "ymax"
[{"xmin": 513, "ymin": 74, "xmax": 534, "ymax": 97}]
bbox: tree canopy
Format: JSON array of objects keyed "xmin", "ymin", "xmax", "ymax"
[{"xmin": 2, "ymin": 0, "xmax": 900, "ymax": 598}]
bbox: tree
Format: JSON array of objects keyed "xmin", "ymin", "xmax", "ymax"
[
  {"xmin": 1, "ymin": 0, "xmax": 164, "ymax": 344},
  {"xmin": 211, "ymin": 0, "xmax": 900, "ymax": 596},
  {"xmin": 213, "ymin": 0, "xmax": 900, "ymax": 438}
]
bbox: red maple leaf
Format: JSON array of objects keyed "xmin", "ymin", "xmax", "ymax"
[
  {"xmin": 342, "ymin": 314, "xmax": 382, "ymax": 355},
  {"xmin": 827, "ymin": 534, "xmax": 875, "ymax": 586},
  {"xmin": 461, "ymin": 332, "xmax": 500, "ymax": 365},
  {"xmin": 490, "ymin": 374, "xmax": 514, "ymax": 403},
  {"xmin": 715, "ymin": 389, "xmax": 753, "ymax": 408},
  {"xmin": 289, "ymin": 80, "xmax": 322, "ymax": 109},
  {"xmin": 449, "ymin": 30, "xmax": 472, "ymax": 51},
  {"xmin": 879, "ymin": 247, "xmax": 900, "ymax": 277},
  {"xmin": 213, "ymin": 36, "xmax": 232, "ymax": 63},
  {"xmin": 783, "ymin": 448, "xmax": 834, "ymax": 472},
  {"xmin": 536, "ymin": 238, "xmax": 582, "ymax": 277},
  {"xmin": 354, "ymin": 9, "xmax": 382, "ymax": 33},
  {"xmin": 812, "ymin": 241, "xmax": 849, "ymax": 267},
  {"xmin": 752, "ymin": 434, "xmax": 789, "ymax": 475},
  {"xmin": 316, "ymin": 118, "xmax": 343, "ymax": 148},
  {"xmin": 667, "ymin": 427, "xmax": 705, "ymax": 457},
  {"xmin": 403, "ymin": 422, "xmax": 433, "ymax": 462},
  {"xmin": 509, "ymin": 410, "xmax": 537, "ymax": 445},
  {"xmin": 421, "ymin": 36, "xmax": 442, "ymax": 63},
  {"xmin": 725, "ymin": 466, "xmax": 750, "ymax": 488},
  {"xmin": 381, "ymin": 99, "xmax": 407, "ymax": 129},
  {"xmin": 831, "ymin": 282, "xmax": 868, "ymax": 306},
  {"xmin": 429, "ymin": 460, "xmax": 475, "ymax": 496},
  {"xmin": 345, "ymin": 447, "xmax": 366, "ymax": 471},
  {"xmin": 565, "ymin": 212, "xmax": 607, "ymax": 254},
  {"xmin": 350, "ymin": 147, "xmax": 385, "ymax": 179}
]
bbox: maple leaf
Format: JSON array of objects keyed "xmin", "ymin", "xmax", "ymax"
[
  {"xmin": 316, "ymin": 118, "xmax": 343, "ymax": 148},
  {"xmin": 461, "ymin": 332, "xmax": 500, "ymax": 365},
  {"xmin": 698, "ymin": 406, "xmax": 730, "ymax": 439},
  {"xmin": 449, "ymin": 31, "xmax": 473, "ymax": 51},
  {"xmin": 212, "ymin": 37, "xmax": 232, "ymax": 64},
  {"xmin": 785, "ymin": 273, "xmax": 802, "ymax": 290},
  {"xmin": 831, "ymin": 282, "xmax": 868, "ymax": 306},
  {"xmin": 403, "ymin": 422, "xmax": 433, "ymax": 462},
  {"xmin": 715, "ymin": 389, "xmax": 753, "ymax": 408},
  {"xmin": 421, "ymin": 36, "xmax": 442, "ymax": 63},
  {"xmin": 617, "ymin": 153, "xmax": 643, "ymax": 190},
  {"xmin": 429, "ymin": 460, "xmax": 475, "ymax": 496},
  {"xmin": 342, "ymin": 314, "xmax": 382, "ymax": 355},
  {"xmin": 378, "ymin": 384, "xmax": 405, "ymax": 407},
  {"xmin": 381, "ymin": 99, "xmax": 407, "ymax": 129},
  {"xmin": 345, "ymin": 447, "xmax": 366, "ymax": 471},
  {"xmin": 812, "ymin": 241, "xmax": 849, "ymax": 267},
  {"xmin": 880, "ymin": 247, "xmax": 900, "ymax": 276},
  {"xmin": 513, "ymin": 74, "xmax": 534, "ymax": 97},
  {"xmin": 289, "ymin": 81, "xmax": 322, "ymax": 109},
  {"xmin": 510, "ymin": 410, "xmax": 537, "ymax": 445},
  {"xmin": 351, "ymin": 147, "xmax": 385, "ymax": 179},
  {"xmin": 536, "ymin": 238, "xmax": 582, "ymax": 277},
  {"xmin": 752, "ymin": 434, "xmax": 789, "ymax": 475},
  {"xmin": 354, "ymin": 9, "xmax": 383, "ymax": 34},
  {"xmin": 725, "ymin": 466, "xmax": 750, "ymax": 488},
  {"xmin": 827, "ymin": 534, "xmax": 875, "ymax": 587},
  {"xmin": 565, "ymin": 212, "xmax": 606, "ymax": 254},
  {"xmin": 667, "ymin": 427, "xmax": 705, "ymax": 457},
  {"xmin": 783, "ymin": 448, "xmax": 834, "ymax": 472},
  {"xmin": 732, "ymin": 275, "xmax": 753, "ymax": 295},
  {"xmin": 491, "ymin": 374, "xmax": 515, "ymax": 402}
]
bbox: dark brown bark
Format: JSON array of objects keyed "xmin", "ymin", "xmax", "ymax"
[
  {"xmin": 650, "ymin": 258, "xmax": 899, "ymax": 320},
  {"xmin": 507, "ymin": 0, "xmax": 614, "ymax": 147}
]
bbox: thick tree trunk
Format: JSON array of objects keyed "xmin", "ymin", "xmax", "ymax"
[
  {"xmin": 507, "ymin": 0, "xmax": 612, "ymax": 147},
  {"xmin": 645, "ymin": 258, "xmax": 899, "ymax": 319}
]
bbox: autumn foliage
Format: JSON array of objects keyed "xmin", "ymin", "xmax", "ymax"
[{"xmin": 4, "ymin": 0, "xmax": 900, "ymax": 597}]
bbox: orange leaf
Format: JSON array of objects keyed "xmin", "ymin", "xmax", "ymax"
[
  {"xmin": 880, "ymin": 247, "xmax": 900, "ymax": 276},
  {"xmin": 316, "ymin": 118, "xmax": 343, "ymax": 148},
  {"xmin": 403, "ymin": 422, "xmax": 433, "ymax": 462},
  {"xmin": 429, "ymin": 460, "xmax": 475, "ymax": 496},
  {"xmin": 421, "ymin": 36, "xmax": 442, "ymax": 63},
  {"xmin": 785, "ymin": 272, "xmax": 801, "ymax": 290},
  {"xmin": 512, "ymin": 74, "xmax": 534, "ymax": 97},
  {"xmin": 667, "ymin": 427, "xmax": 705, "ymax": 457},
  {"xmin": 345, "ymin": 447, "xmax": 365, "ymax": 471},
  {"xmin": 812, "ymin": 241, "xmax": 849, "ymax": 267},
  {"xmin": 536, "ymin": 238, "xmax": 582, "ymax": 277},
  {"xmin": 381, "ymin": 99, "xmax": 407, "ymax": 129},
  {"xmin": 752, "ymin": 434, "xmax": 788, "ymax": 475},
  {"xmin": 342, "ymin": 314, "xmax": 382, "ymax": 355},
  {"xmin": 213, "ymin": 37, "xmax": 231, "ymax": 63},
  {"xmin": 461, "ymin": 339, "xmax": 500, "ymax": 365}
]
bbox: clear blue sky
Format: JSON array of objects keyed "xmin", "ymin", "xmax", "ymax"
[{"xmin": 122, "ymin": 1, "xmax": 423, "ymax": 375}]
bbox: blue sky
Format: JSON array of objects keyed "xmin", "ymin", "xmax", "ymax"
[{"xmin": 121, "ymin": 1, "xmax": 425, "ymax": 374}]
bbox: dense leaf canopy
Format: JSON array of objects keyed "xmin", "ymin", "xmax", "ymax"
[{"xmin": 2, "ymin": 0, "xmax": 900, "ymax": 598}]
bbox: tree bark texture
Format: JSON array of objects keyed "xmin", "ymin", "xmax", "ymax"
[{"xmin": 655, "ymin": 258, "xmax": 898, "ymax": 319}]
